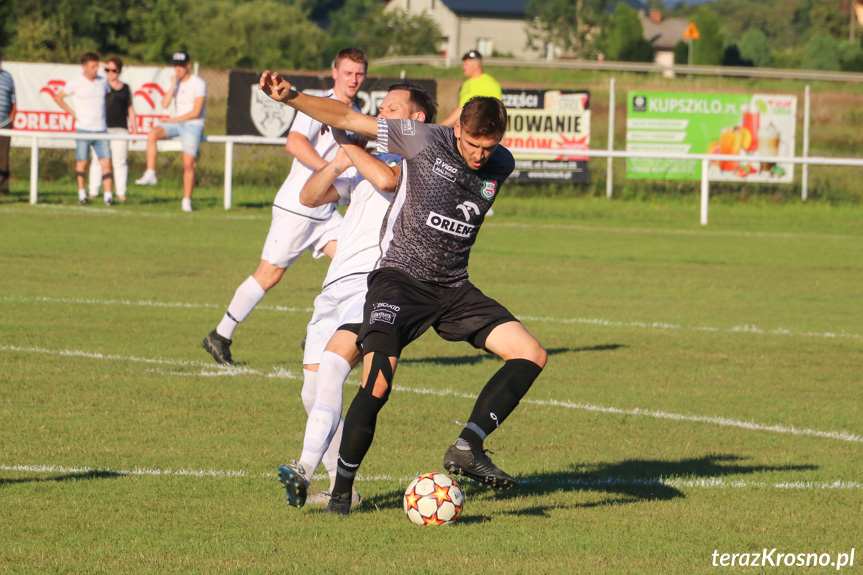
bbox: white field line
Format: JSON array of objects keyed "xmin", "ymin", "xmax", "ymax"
[
  {"xmin": 3, "ymin": 295, "xmax": 859, "ymax": 342},
  {"xmin": 2, "ymin": 343, "xmax": 862, "ymax": 445},
  {"xmin": 1, "ymin": 464, "xmax": 861, "ymax": 491}
]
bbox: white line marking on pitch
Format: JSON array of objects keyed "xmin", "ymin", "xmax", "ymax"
[
  {"xmin": 1, "ymin": 465, "xmax": 860, "ymax": 491},
  {"xmin": 1, "ymin": 344, "xmax": 861, "ymax": 444},
  {"xmin": 3, "ymin": 295, "xmax": 859, "ymax": 341}
]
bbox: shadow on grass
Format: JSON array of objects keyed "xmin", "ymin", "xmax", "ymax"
[
  {"xmin": 0, "ymin": 470, "xmax": 126, "ymax": 486},
  {"xmin": 400, "ymin": 344, "xmax": 625, "ymax": 367},
  {"xmin": 351, "ymin": 454, "xmax": 817, "ymax": 517}
]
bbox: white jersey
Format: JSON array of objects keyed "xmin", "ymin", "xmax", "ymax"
[
  {"xmin": 273, "ymin": 90, "xmax": 361, "ymax": 220},
  {"xmin": 172, "ymin": 75, "xmax": 206, "ymax": 126},
  {"xmin": 322, "ymin": 153, "xmax": 402, "ymax": 288},
  {"xmin": 65, "ymin": 75, "xmax": 109, "ymax": 131}
]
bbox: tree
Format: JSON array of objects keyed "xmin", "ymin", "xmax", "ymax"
[
  {"xmin": 839, "ymin": 39, "xmax": 863, "ymax": 71},
  {"xmin": 127, "ymin": 0, "xmax": 187, "ymax": 63},
  {"xmin": 184, "ymin": 0, "xmax": 326, "ymax": 70},
  {"xmin": 606, "ymin": 4, "xmax": 654, "ymax": 62},
  {"xmin": 325, "ymin": 0, "xmax": 442, "ymax": 65},
  {"xmin": 691, "ymin": 5, "xmax": 724, "ymax": 65},
  {"xmin": 525, "ymin": 0, "xmax": 612, "ymax": 59},
  {"xmin": 801, "ymin": 33, "xmax": 842, "ymax": 69},
  {"xmin": 739, "ymin": 28, "xmax": 774, "ymax": 67},
  {"xmin": 808, "ymin": 0, "xmax": 849, "ymax": 39}
]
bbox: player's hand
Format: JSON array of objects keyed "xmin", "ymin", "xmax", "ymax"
[
  {"xmin": 334, "ymin": 147, "xmax": 354, "ymax": 172},
  {"xmin": 332, "ymin": 127, "xmax": 367, "ymax": 148},
  {"xmin": 259, "ymin": 70, "xmax": 296, "ymax": 103}
]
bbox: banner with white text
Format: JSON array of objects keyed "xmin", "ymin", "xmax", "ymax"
[
  {"xmin": 4, "ymin": 61, "xmax": 184, "ymax": 150},
  {"xmin": 502, "ymin": 89, "xmax": 590, "ymax": 183},
  {"xmin": 626, "ymin": 91, "xmax": 796, "ymax": 183}
]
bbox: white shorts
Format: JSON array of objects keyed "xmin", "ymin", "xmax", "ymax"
[
  {"xmin": 260, "ymin": 208, "xmax": 342, "ymax": 268},
  {"xmin": 303, "ymin": 274, "xmax": 369, "ymax": 365}
]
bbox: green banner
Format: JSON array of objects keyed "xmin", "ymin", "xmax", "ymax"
[{"xmin": 626, "ymin": 91, "xmax": 797, "ymax": 183}]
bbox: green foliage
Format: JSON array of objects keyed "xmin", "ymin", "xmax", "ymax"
[
  {"xmin": 184, "ymin": 0, "xmax": 326, "ymax": 70},
  {"xmin": 323, "ymin": 0, "xmax": 442, "ymax": 65},
  {"xmin": 738, "ymin": 28, "xmax": 773, "ymax": 67},
  {"xmin": 126, "ymin": 0, "xmax": 187, "ymax": 63},
  {"xmin": 802, "ymin": 34, "xmax": 842, "ymax": 70},
  {"xmin": 607, "ymin": 4, "xmax": 654, "ymax": 63},
  {"xmin": 525, "ymin": 0, "xmax": 612, "ymax": 59},
  {"xmin": 838, "ymin": 40, "xmax": 863, "ymax": 72},
  {"xmin": 691, "ymin": 6, "xmax": 724, "ymax": 65},
  {"xmin": 673, "ymin": 40, "xmax": 689, "ymax": 66},
  {"xmin": 807, "ymin": 0, "xmax": 849, "ymax": 39}
]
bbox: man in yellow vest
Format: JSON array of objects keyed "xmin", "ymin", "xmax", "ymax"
[{"xmin": 441, "ymin": 50, "xmax": 502, "ymax": 127}]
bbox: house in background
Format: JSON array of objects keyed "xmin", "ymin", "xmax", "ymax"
[
  {"xmin": 384, "ymin": 0, "xmax": 543, "ymax": 61},
  {"xmin": 639, "ymin": 9, "xmax": 689, "ymax": 73},
  {"xmin": 387, "ymin": 0, "xmax": 688, "ymax": 66}
]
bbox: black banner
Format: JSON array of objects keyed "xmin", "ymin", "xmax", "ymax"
[{"xmin": 227, "ymin": 70, "xmax": 437, "ymax": 137}]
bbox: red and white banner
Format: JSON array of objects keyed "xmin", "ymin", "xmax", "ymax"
[{"xmin": 4, "ymin": 61, "xmax": 185, "ymax": 150}]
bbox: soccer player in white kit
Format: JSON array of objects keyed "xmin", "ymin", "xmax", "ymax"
[
  {"xmin": 201, "ymin": 48, "xmax": 367, "ymax": 369},
  {"xmin": 276, "ymin": 85, "xmax": 437, "ymax": 509}
]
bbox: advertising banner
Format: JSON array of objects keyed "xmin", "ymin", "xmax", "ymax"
[
  {"xmin": 226, "ymin": 70, "xmax": 436, "ymax": 137},
  {"xmin": 626, "ymin": 91, "xmax": 797, "ymax": 183},
  {"xmin": 502, "ymin": 89, "xmax": 590, "ymax": 183},
  {"xmin": 4, "ymin": 61, "xmax": 180, "ymax": 150}
]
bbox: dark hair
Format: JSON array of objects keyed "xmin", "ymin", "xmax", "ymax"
[
  {"xmin": 387, "ymin": 83, "xmax": 437, "ymax": 124},
  {"xmin": 81, "ymin": 52, "xmax": 100, "ymax": 64},
  {"xmin": 459, "ymin": 96, "xmax": 507, "ymax": 139},
  {"xmin": 333, "ymin": 47, "xmax": 367, "ymax": 70},
  {"xmin": 108, "ymin": 57, "xmax": 123, "ymax": 73}
]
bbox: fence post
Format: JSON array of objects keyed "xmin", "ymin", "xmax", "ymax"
[
  {"xmin": 30, "ymin": 136, "xmax": 39, "ymax": 205},
  {"xmin": 802, "ymin": 85, "xmax": 810, "ymax": 201},
  {"xmin": 607, "ymin": 77, "xmax": 615, "ymax": 199},
  {"xmin": 700, "ymin": 159, "xmax": 709, "ymax": 225},
  {"xmin": 224, "ymin": 141, "xmax": 233, "ymax": 210}
]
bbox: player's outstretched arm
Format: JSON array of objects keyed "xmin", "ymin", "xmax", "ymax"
[
  {"xmin": 300, "ymin": 148, "xmax": 353, "ymax": 208},
  {"xmin": 259, "ymin": 70, "xmax": 377, "ymax": 138},
  {"xmin": 332, "ymin": 128, "xmax": 400, "ymax": 194}
]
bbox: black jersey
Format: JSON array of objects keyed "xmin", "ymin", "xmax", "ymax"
[{"xmin": 376, "ymin": 118, "xmax": 514, "ymax": 287}]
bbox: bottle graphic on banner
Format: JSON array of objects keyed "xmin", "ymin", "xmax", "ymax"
[{"xmin": 741, "ymin": 104, "xmax": 759, "ymax": 152}]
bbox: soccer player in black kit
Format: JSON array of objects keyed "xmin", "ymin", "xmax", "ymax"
[{"xmin": 260, "ymin": 71, "xmax": 547, "ymax": 515}]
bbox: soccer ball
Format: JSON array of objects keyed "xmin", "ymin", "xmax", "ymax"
[{"xmin": 403, "ymin": 472, "xmax": 464, "ymax": 525}]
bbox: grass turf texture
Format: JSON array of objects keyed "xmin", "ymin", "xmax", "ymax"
[{"xmin": 1, "ymin": 194, "xmax": 861, "ymax": 573}]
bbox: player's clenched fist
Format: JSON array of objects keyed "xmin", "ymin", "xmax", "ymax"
[{"xmin": 259, "ymin": 70, "xmax": 297, "ymax": 103}]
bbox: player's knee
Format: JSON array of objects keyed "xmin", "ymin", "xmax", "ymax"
[{"xmin": 362, "ymin": 351, "xmax": 394, "ymax": 400}]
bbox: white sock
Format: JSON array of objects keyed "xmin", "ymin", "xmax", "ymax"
[
  {"xmin": 301, "ymin": 369, "xmax": 317, "ymax": 415},
  {"xmin": 78, "ymin": 189, "xmax": 87, "ymax": 201},
  {"xmin": 104, "ymin": 192, "xmax": 113, "ymax": 203},
  {"xmin": 216, "ymin": 276, "xmax": 266, "ymax": 339},
  {"xmin": 301, "ymin": 351, "xmax": 353, "ymax": 474},
  {"xmin": 322, "ymin": 417, "xmax": 344, "ymax": 481}
]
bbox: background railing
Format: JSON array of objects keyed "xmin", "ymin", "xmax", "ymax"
[{"xmin": 4, "ymin": 127, "xmax": 862, "ymax": 226}]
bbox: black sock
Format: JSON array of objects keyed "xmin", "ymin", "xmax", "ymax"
[{"xmin": 458, "ymin": 359, "xmax": 543, "ymax": 449}]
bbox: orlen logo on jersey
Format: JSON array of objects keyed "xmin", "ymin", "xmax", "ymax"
[
  {"xmin": 426, "ymin": 211, "xmax": 476, "ymax": 238},
  {"xmin": 134, "ymin": 83, "xmax": 171, "ymax": 133},
  {"xmin": 433, "ymin": 157, "xmax": 458, "ymax": 182}
]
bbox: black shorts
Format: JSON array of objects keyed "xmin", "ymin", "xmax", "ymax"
[{"xmin": 357, "ymin": 267, "xmax": 518, "ymax": 357}]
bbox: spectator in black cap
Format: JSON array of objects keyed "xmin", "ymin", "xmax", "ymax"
[
  {"xmin": 135, "ymin": 50, "xmax": 207, "ymax": 212},
  {"xmin": 441, "ymin": 49, "xmax": 502, "ymax": 127}
]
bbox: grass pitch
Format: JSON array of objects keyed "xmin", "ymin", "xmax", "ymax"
[{"xmin": 1, "ymin": 189, "xmax": 861, "ymax": 574}]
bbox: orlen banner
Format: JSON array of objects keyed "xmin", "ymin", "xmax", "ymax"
[
  {"xmin": 502, "ymin": 89, "xmax": 590, "ymax": 183},
  {"xmin": 5, "ymin": 61, "xmax": 182, "ymax": 150},
  {"xmin": 626, "ymin": 91, "xmax": 797, "ymax": 183},
  {"xmin": 226, "ymin": 70, "xmax": 436, "ymax": 137}
]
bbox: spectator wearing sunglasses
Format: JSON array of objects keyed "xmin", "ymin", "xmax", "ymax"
[{"xmin": 88, "ymin": 58, "xmax": 137, "ymax": 202}]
